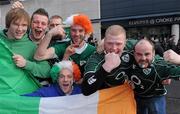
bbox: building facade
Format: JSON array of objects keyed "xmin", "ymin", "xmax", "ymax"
[{"xmin": 101, "ymin": 0, "xmax": 180, "ymax": 46}]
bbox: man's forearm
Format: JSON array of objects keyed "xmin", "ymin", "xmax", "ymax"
[
  {"xmin": 34, "ymin": 32, "xmax": 53, "ymax": 60},
  {"xmin": 82, "ymin": 67, "xmax": 108, "ymax": 96}
]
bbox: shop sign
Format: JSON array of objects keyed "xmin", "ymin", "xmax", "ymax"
[{"xmin": 128, "ymin": 16, "xmax": 180, "ymax": 26}]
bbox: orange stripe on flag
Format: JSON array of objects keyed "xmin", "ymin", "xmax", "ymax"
[{"xmin": 98, "ymin": 83, "xmax": 136, "ymax": 114}]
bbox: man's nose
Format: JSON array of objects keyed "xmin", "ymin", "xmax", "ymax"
[
  {"xmin": 37, "ymin": 22, "xmax": 42, "ymax": 27},
  {"xmin": 75, "ymin": 31, "xmax": 80, "ymax": 36},
  {"xmin": 111, "ymin": 44, "xmax": 118, "ymax": 51},
  {"xmin": 17, "ymin": 25, "xmax": 23, "ymax": 31},
  {"xmin": 141, "ymin": 55, "xmax": 146, "ymax": 60},
  {"xmin": 64, "ymin": 76, "xmax": 68, "ymax": 81}
]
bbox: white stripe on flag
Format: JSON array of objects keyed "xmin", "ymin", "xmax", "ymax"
[{"xmin": 39, "ymin": 93, "xmax": 99, "ymax": 114}]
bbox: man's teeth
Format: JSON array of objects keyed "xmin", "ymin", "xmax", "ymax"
[{"xmin": 63, "ymin": 84, "xmax": 69, "ymax": 86}]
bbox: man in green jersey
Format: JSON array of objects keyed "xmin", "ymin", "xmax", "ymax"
[
  {"xmin": 128, "ymin": 39, "xmax": 180, "ymax": 114},
  {"xmin": 34, "ymin": 14, "xmax": 96, "ymax": 82},
  {"xmin": 82, "ymin": 25, "xmax": 136, "ymax": 114}
]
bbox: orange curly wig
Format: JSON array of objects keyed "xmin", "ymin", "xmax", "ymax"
[
  {"xmin": 64, "ymin": 14, "xmax": 93, "ymax": 34},
  {"xmin": 72, "ymin": 62, "xmax": 81, "ymax": 82}
]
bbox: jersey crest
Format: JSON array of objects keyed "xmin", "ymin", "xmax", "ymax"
[
  {"xmin": 87, "ymin": 75, "xmax": 96, "ymax": 85},
  {"xmin": 143, "ymin": 68, "xmax": 151, "ymax": 75},
  {"xmin": 121, "ymin": 54, "xmax": 130, "ymax": 63},
  {"xmin": 80, "ymin": 60, "xmax": 86, "ymax": 66}
]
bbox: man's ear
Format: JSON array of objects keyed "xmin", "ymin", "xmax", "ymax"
[
  {"xmin": 97, "ymin": 39, "xmax": 104, "ymax": 54},
  {"xmin": 133, "ymin": 50, "xmax": 135, "ymax": 55}
]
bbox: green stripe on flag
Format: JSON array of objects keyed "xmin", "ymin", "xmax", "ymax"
[
  {"xmin": 0, "ymin": 38, "xmax": 14, "ymax": 55},
  {"xmin": 0, "ymin": 95, "xmax": 40, "ymax": 114}
]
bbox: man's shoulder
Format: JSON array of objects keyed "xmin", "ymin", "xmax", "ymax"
[
  {"xmin": 85, "ymin": 52, "xmax": 104, "ymax": 68},
  {"xmin": 72, "ymin": 85, "xmax": 82, "ymax": 95},
  {"xmin": 22, "ymin": 34, "xmax": 37, "ymax": 47},
  {"xmin": 152, "ymin": 55, "xmax": 172, "ymax": 69},
  {"xmin": 153, "ymin": 55, "xmax": 164, "ymax": 63},
  {"xmin": 82, "ymin": 43, "xmax": 96, "ymax": 55},
  {"xmin": 90, "ymin": 52, "xmax": 104, "ymax": 59},
  {"xmin": 121, "ymin": 51, "xmax": 134, "ymax": 64},
  {"xmin": 125, "ymin": 38, "xmax": 138, "ymax": 50},
  {"xmin": 53, "ymin": 40, "xmax": 70, "ymax": 48}
]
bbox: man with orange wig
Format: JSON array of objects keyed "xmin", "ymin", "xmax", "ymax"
[{"xmin": 34, "ymin": 14, "xmax": 96, "ymax": 76}]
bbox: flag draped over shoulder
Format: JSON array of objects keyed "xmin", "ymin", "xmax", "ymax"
[
  {"xmin": 0, "ymin": 84, "xmax": 136, "ymax": 114},
  {"xmin": 0, "ymin": 38, "xmax": 39, "ymax": 95}
]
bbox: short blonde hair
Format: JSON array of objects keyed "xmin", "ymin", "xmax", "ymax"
[{"xmin": 105, "ymin": 25, "xmax": 126, "ymax": 38}]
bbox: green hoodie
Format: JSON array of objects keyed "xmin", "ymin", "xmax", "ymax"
[{"xmin": 0, "ymin": 30, "xmax": 50, "ymax": 95}]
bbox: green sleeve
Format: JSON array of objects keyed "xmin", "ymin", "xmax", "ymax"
[
  {"xmin": 24, "ymin": 60, "xmax": 51, "ymax": 78},
  {"xmin": 84, "ymin": 52, "xmax": 104, "ymax": 74},
  {"xmin": 125, "ymin": 39, "xmax": 138, "ymax": 51},
  {"xmin": 165, "ymin": 64, "xmax": 180, "ymax": 79},
  {"xmin": 53, "ymin": 42, "xmax": 70, "ymax": 60},
  {"xmin": 154, "ymin": 56, "xmax": 180, "ymax": 79}
]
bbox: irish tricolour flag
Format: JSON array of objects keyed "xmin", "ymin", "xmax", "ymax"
[
  {"xmin": 0, "ymin": 84, "xmax": 136, "ymax": 114},
  {"xmin": 0, "ymin": 36, "xmax": 136, "ymax": 114}
]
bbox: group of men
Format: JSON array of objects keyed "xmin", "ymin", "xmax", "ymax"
[{"xmin": 1, "ymin": 1, "xmax": 180, "ymax": 114}]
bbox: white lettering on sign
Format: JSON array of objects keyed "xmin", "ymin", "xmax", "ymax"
[
  {"xmin": 155, "ymin": 18, "xmax": 173, "ymax": 23},
  {"xmin": 128, "ymin": 16, "xmax": 180, "ymax": 26},
  {"xmin": 174, "ymin": 17, "xmax": 180, "ymax": 22}
]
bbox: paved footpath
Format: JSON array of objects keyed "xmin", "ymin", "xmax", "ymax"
[{"xmin": 166, "ymin": 81, "xmax": 180, "ymax": 114}]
